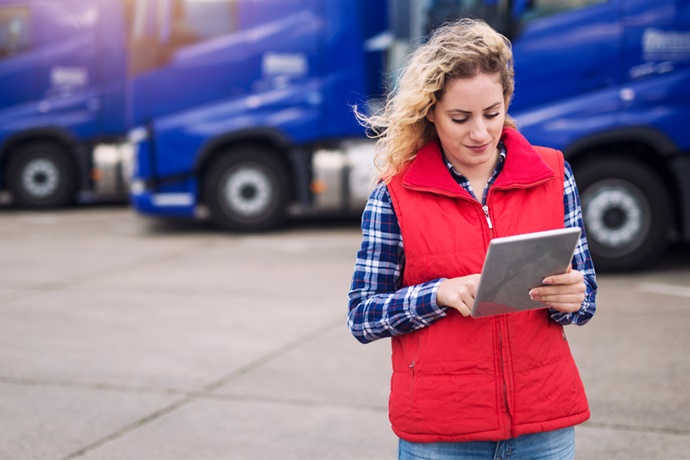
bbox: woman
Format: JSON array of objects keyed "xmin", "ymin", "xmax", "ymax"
[{"xmin": 348, "ymin": 18, "xmax": 597, "ymax": 459}]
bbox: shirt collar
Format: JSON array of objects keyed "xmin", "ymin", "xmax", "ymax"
[{"xmin": 443, "ymin": 141, "xmax": 507, "ymax": 183}]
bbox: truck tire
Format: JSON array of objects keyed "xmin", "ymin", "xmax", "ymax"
[
  {"xmin": 576, "ymin": 158, "xmax": 670, "ymax": 271},
  {"xmin": 6, "ymin": 142, "xmax": 75, "ymax": 208},
  {"xmin": 204, "ymin": 147, "xmax": 290, "ymax": 231}
]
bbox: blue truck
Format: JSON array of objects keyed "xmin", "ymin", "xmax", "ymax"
[
  {"xmin": 0, "ymin": 0, "xmax": 134, "ymax": 207},
  {"xmin": 126, "ymin": 0, "xmax": 389, "ymax": 232},
  {"xmin": 1, "ymin": 0, "xmax": 689, "ymax": 271}
]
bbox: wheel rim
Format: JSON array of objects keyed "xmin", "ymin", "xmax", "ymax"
[
  {"xmin": 582, "ymin": 179, "xmax": 650, "ymax": 254},
  {"xmin": 222, "ymin": 166, "xmax": 273, "ymax": 217},
  {"xmin": 21, "ymin": 158, "xmax": 60, "ymax": 199}
]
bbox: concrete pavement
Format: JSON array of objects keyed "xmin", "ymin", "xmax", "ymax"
[{"xmin": 0, "ymin": 206, "xmax": 689, "ymax": 459}]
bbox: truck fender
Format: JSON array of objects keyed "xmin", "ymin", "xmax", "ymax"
[
  {"xmin": 0, "ymin": 128, "xmax": 88, "ymax": 192},
  {"xmin": 563, "ymin": 126, "xmax": 679, "ymax": 160},
  {"xmin": 193, "ymin": 128, "xmax": 309, "ymax": 209},
  {"xmin": 1, "ymin": 128, "xmax": 77, "ymax": 162},
  {"xmin": 192, "ymin": 128, "xmax": 293, "ymax": 176}
]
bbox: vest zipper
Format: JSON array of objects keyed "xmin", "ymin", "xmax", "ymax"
[
  {"xmin": 483, "ymin": 205, "xmax": 495, "ymax": 239},
  {"xmin": 409, "ymin": 360, "xmax": 416, "ymax": 407},
  {"xmin": 498, "ymin": 322, "xmax": 512, "ymax": 423}
]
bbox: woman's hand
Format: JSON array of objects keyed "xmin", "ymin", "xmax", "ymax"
[
  {"xmin": 529, "ymin": 267, "xmax": 585, "ymax": 313},
  {"xmin": 436, "ymin": 274, "xmax": 481, "ymax": 317}
]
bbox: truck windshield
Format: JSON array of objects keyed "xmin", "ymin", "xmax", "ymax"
[
  {"xmin": 425, "ymin": 0, "xmax": 512, "ymax": 36},
  {"xmin": 126, "ymin": 0, "xmax": 237, "ymax": 76},
  {"xmin": 423, "ymin": 0, "xmax": 607, "ymax": 38},
  {"xmin": 0, "ymin": 6, "xmax": 31, "ymax": 59},
  {"xmin": 519, "ymin": 0, "xmax": 607, "ymax": 23},
  {"xmin": 170, "ymin": 0, "xmax": 237, "ymax": 43}
]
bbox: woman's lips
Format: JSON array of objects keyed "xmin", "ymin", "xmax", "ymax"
[{"xmin": 465, "ymin": 143, "xmax": 490, "ymax": 153}]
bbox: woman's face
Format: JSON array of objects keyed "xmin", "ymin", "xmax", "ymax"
[{"xmin": 427, "ymin": 73, "xmax": 506, "ymax": 177}]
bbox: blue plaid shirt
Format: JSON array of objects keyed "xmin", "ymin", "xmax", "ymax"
[{"xmin": 347, "ymin": 143, "xmax": 597, "ymax": 344}]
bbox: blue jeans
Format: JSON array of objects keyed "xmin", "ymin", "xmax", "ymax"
[{"xmin": 398, "ymin": 427, "xmax": 575, "ymax": 460}]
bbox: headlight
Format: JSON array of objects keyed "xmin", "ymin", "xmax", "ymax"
[
  {"xmin": 127, "ymin": 126, "xmax": 149, "ymax": 144},
  {"xmin": 130, "ymin": 180, "xmax": 146, "ymax": 195}
]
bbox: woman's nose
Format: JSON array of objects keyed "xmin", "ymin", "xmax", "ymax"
[{"xmin": 468, "ymin": 119, "xmax": 488, "ymax": 141}]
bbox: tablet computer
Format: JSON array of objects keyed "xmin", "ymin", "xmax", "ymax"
[{"xmin": 471, "ymin": 227, "xmax": 581, "ymax": 318}]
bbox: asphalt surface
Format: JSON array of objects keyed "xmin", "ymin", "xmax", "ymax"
[{"xmin": 0, "ymin": 205, "xmax": 689, "ymax": 459}]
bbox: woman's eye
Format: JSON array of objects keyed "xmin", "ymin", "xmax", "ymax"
[
  {"xmin": 485, "ymin": 113, "xmax": 500, "ymax": 119},
  {"xmin": 451, "ymin": 118, "xmax": 468, "ymax": 124}
]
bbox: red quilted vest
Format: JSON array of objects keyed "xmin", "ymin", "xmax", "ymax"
[{"xmin": 386, "ymin": 128, "xmax": 589, "ymax": 442}]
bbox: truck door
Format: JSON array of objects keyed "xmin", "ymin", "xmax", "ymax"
[
  {"xmin": 422, "ymin": 0, "xmax": 622, "ymax": 113},
  {"xmin": 129, "ymin": 0, "xmax": 323, "ymax": 123},
  {"xmin": 30, "ymin": 1, "xmax": 110, "ymax": 138},
  {"xmin": 0, "ymin": 3, "xmax": 33, "ymax": 125},
  {"xmin": 0, "ymin": 2, "xmax": 95, "ymax": 133},
  {"xmin": 0, "ymin": 0, "xmax": 129, "ymax": 138},
  {"xmin": 129, "ymin": 0, "xmax": 323, "ymax": 177},
  {"xmin": 620, "ymin": 0, "xmax": 690, "ymax": 132},
  {"xmin": 129, "ymin": 0, "xmax": 244, "ymax": 124},
  {"xmin": 508, "ymin": 0, "xmax": 621, "ymax": 113}
]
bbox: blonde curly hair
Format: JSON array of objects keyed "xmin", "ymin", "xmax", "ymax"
[{"xmin": 359, "ymin": 18, "xmax": 516, "ymax": 183}]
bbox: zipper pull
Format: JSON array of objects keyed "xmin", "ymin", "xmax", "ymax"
[
  {"xmin": 409, "ymin": 360, "xmax": 415, "ymax": 369},
  {"xmin": 482, "ymin": 205, "xmax": 493, "ymax": 229}
]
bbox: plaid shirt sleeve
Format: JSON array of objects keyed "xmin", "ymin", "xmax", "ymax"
[
  {"xmin": 549, "ymin": 161, "xmax": 598, "ymax": 326},
  {"xmin": 347, "ymin": 184, "xmax": 447, "ymax": 344}
]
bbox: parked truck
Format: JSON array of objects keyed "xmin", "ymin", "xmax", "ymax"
[
  {"xmin": 484, "ymin": 0, "xmax": 690, "ymax": 271},
  {"xmin": 0, "ymin": 0, "xmax": 134, "ymax": 207},
  {"xmin": 127, "ymin": 0, "xmax": 389, "ymax": 232}
]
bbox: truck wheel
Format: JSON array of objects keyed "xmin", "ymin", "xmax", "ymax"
[
  {"xmin": 6, "ymin": 142, "xmax": 75, "ymax": 208},
  {"xmin": 204, "ymin": 148, "xmax": 290, "ymax": 231},
  {"xmin": 576, "ymin": 158, "xmax": 670, "ymax": 271}
]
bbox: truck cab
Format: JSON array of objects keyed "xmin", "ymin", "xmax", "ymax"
[
  {"xmin": 420, "ymin": 0, "xmax": 690, "ymax": 270},
  {"xmin": 128, "ymin": 0, "xmax": 386, "ymax": 230}
]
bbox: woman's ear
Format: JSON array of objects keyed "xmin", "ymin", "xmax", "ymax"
[{"xmin": 426, "ymin": 107, "xmax": 436, "ymax": 123}]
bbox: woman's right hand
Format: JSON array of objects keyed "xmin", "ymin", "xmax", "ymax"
[{"xmin": 436, "ymin": 274, "xmax": 481, "ymax": 317}]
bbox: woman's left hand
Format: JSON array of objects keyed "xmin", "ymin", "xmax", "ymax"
[{"xmin": 529, "ymin": 267, "xmax": 585, "ymax": 313}]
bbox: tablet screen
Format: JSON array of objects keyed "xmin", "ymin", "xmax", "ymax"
[{"xmin": 471, "ymin": 227, "xmax": 581, "ymax": 318}]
